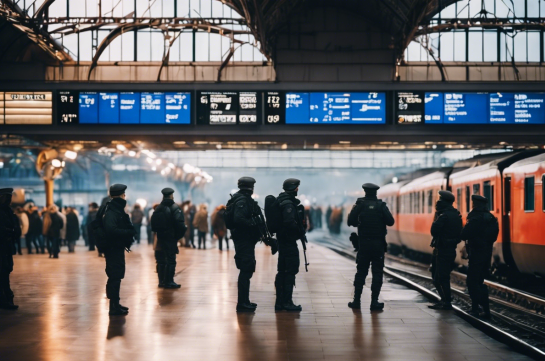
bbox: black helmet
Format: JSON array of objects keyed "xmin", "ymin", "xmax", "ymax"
[
  {"xmin": 471, "ymin": 194, "xmax": 487, "ymax": 204},
  {"xmin": 238, "ymin": 177, "xmax": 256, "ymax": 190},
  {"xmin": 438, "ymin": 190, "xmax": 455, "ymax": 203},
  {"xmin": 362, "ymin": 183, "xmax": 380, "ymax": 191},
  {"xmin": 283, "ymin": 178, "xmax": 300, "ymax": 192}
]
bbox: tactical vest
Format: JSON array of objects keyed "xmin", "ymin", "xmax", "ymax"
[{"xmin": 357, "ymin": 199, "xmax": 386, "ymax": 239}]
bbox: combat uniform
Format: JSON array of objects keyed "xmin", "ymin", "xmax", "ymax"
[
  {"xmin": 230, "ymin": 177, "xmax": 261, "ymax": 313},
  {"xmin": 102, "ymin": 184, "xmax": 135, "ymax": 316},
  {"xmin": 347, "ymin": 183, "xmax": 395, "ymax": 310},
  {"xmin": 152, "ymin": 188, "xmax": 187, "ymax": 289},
  {"xmin": 0, "ymin": 188, "xmax": 20, "ymax": 310},
  {"xmin": 461, "ymin": 195, "xmax": 495, "ymax": 318},
  {"xmin": 275, "ymin": 178, "xmax": 305, "ymax": 312},
  {"xmin": 429, "ymin": 190, "xmax": 463, "ymax": 310}
]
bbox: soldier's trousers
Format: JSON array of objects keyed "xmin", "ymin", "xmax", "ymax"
[
  {"xmin": 467, "ymin": 249, "xmax": 492, "ymax": 311},
  {"xmin": 354, "ymin": 240, "xmax": 385, "ymax": 299},
  {"xmin": 233, "ymin": 239, "xmax": 256, "ymax": 303},
  {"xmin": 104, "ymin": 247, "xmax": 125, "ymax": 302},
  {"xmin": 155, "ymin": 250, "xmax": 165, "ymax": 283},
  {"xmin": 0, "ymin": 253, "xmax": 14, "ymax": 303},
  {"xmin": 431, "ymin": 247, "xmax": 456, "ymax": 304},
  {"xmin": 276, "ymin": 239, "xmax": 300, "ymax": 302}
]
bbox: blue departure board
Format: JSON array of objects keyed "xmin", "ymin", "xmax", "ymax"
[
  {"xmin": 286, "ymin": 93, "xmax": 310, "ymax": 124},
  {"xmin": 286, "ymin": 92, "xmax": 385, "ymax": 124},
  {"xmin": 514, "ymin": 93, "xmax": 545, "ymax": 124},
  {"xmin": 140, "ymin": 92, "xmax": 165, "ymax": 124},
  {"xmin": 444, "ymin": 93, "xmax": 488, "ymax": 124},
  {"xmin": 424, "ymin": 93, "xmax": 443, "ymax": 124},
  {"xmin": 79, "ymin": 92, "xmax": 99, "ymax": 124},
  {"xmin": 165, "ymin": 92, "xmax": 191, "ymax": 124},
  {"xmin": 98, "ymin": 93, "xmax": 119, "ymax": 124},
  {"xmin": 119, "ymin": 92, "xmax": 140, "ymax": 124},
  {"xmin": 489, "ymin": 93, "xmax": 514, "ymax": 123}
]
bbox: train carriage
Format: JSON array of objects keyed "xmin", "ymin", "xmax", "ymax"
[
  {"xmin": 377, "ymin": 180, "xmax": 408, "ymax": 250},
  {"xmin": 503, "ymin": 153, "xmax": 545, "ymax": 276}
]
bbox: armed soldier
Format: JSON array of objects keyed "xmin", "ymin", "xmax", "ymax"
[
  {"xmin": 151, "ymin": 188, "xmax": 187, "ymax": 289},
  {"xmin": 429, "ymin": 190, "xmax": 463, "ymax": 310},
  {"xmin": 275, "ymin": 178, "xmax": 306, "ymax": 312},
  {"xmin": 226, "ymin": 177, "xmax": 262, "ymax": 313},
  {"xmin": 101, "ymin": 184, "xmax": 135, "ymax": 316},
  {"xmin": 347, "ymin": 183, "xmax": 394, "ymax": 311},
  {"xmin": 0, "ymin": 188, "xmax": 20, "ymax": 310},
  {"xmin": 461, "ymin": 195, "xmax": 498, "ymax": 319}
]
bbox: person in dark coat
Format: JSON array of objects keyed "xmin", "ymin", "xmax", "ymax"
[
  {"xmin": 347, "ymin": 183, "xmax": 395, "ymax": 311},
  {"xmin": 65, "ymin": 207, "xmax": 80, "ymax": 253},
  {"xmin": 27, "ymin": 206, "xmax": 43, "ymax": 254},
  {"xmin": 461, "ymin": 195, "xmax": 497, "ymax": 319},
  {"xmin": 275, "ymin": 178, "xmax": 306, "ymax": 312},
  {"xmin": 131, "ymin": 204, "xmax": 144, "ymax": 244},
  {"xmin": 0, "ymin": 188, "xmax": 21, "ymax": 309},
  {"xmin": 151, "ymin": 188, "xmax": 187, "ymax": 289},
  {"xmin": 43, "ymin": 205, "xmax": 64, "ymax": 258},
  {"xmin": 101, "ymin": 184, "xmax": 135, "ymax": 316},
  {"xmin": 86, "ymin": 202, "xmax": 99, "ymax": 252},
  {"xmin": 212, "ymin": 205, "xmax": 228, "ymax": 250},
  {"xmin": 429, "ymin": 190, "xmax": 463, "ymax": 310}
]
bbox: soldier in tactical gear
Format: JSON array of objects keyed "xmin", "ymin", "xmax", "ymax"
[
  {"xmin": 275, "ymin": 178, "xmax": 305, "ymax": 312},
  {"xmin": 230, "ymin": 177, "xmax": 262, "ymax": 313},
  {"xmin": 0, "ymin": 188, "xmax": 20, "ymax": 310},
  {"xmin": 429, "ymin": 190, "xmax": 463, "ymax": 310},
  {"xmin": 102, "ymin": 184, "xmax": 136, "ymax": 316},
  {"xmin": 461, "ymin": 195, "xmax": 495, "ymax": 319},
  {"xmin": 347, "ymin": 183, "xmax": 395, "ymax": 311},
  {"xmin": 152, "ymin": 188, "xmax": 187, "ymax": 289}
]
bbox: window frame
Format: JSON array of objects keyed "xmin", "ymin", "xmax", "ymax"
[{"xmin": 524, "ymin": 175, "xmax": 535, "ymax": 212}]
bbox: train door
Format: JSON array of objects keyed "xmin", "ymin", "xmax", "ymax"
[{"xmin": 502, "ymin": 176, "xmax": 517, "ymax": 270}]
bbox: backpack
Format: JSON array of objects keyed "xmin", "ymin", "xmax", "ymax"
[
  {"xmin": 90, "ymin": 205, "xmax": 108, "ymax": 252},
  {"xmin": 264, "ymin": 195, "xmax": 282, "ymax": 234},
  {"xmin": 483, "ymin": 212, "xmax": 499, "ymax": 244},
  {"xmin": 224, "ymin": 194, "xmax": 243, "ymax": 230},
  {"xmin": 151, "ymin": 205, "xmax": 171, "ymax": 233}
]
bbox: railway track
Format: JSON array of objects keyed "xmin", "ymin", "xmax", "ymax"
[{"xmin": 309, "ymin": 232, "xmax": 545, "ymax": 360}]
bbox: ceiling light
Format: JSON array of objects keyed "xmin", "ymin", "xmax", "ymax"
[
  {"xmin": 51, "ymin": 159, "xmax": 62, "ymax": 168},
  {"xmin": 155, "ymin": 159, "xmax": 162, "ymax": 165},
  {"xmin": 146, "ymin": 157, "xmax": 153, "ymax": 164},
  {"xmin": 128, "ymin": 151, "xmax": 136, "ymax": 157},
  {"xmin": 168, "ymin": 163, "xmax": 175, "ymax": 169},
  {"xmin": 64, "ymin": 150, "xmax": 77, "ymax": 160},
  {"xmin": 116, "ymin": 144, "xmax": 127, "ymax": 151}
]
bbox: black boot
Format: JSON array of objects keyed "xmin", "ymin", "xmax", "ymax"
[
  {"xmin": 282, "ymin": 279, "xmax": 302, "ymax": 312},
  {"xmin": 119, "ymin": 303, "xmax": 129, "ymax": 311},
  {"xmin": 348, "ymin": 286, "xmax": 363, "ymax": 309},
  {"xmin": 370, "ymin": 294, "xmax": 384, "ymax": 311},
  {"xmin": 0, "ymin": 292, "xmax": 18, "ymax": 310},
  {"xmin": 109, "ymin": 300, "xmax": 128, "ymax": 316},
  {"xmin": 275, "ymin": 275, "xmax": 285, "ymax": 311},
  {"xmin": 236, "ymin": 271, "xmax": 256, "ymax": 313},
  {"xmin": 163, "ymin": 265, "xmax": 181, "ymax": 289},
  {"xmin": 157, "ymin": 264, "xmax": 165, "ymax": 288}
]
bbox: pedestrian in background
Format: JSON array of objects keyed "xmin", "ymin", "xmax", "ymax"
[
  {"xmin": 14, "ymin": 207, "xmax": 27, "ymax": 255},
  {"xmin": 66, "ymin": 207, "xmax": 80, "ymax": 253},
  {"xmin": 131, "ymin": 204, "xmax": 144, "ymax": 244},
  {"xmin": 58, "ymin": 207, "xmax": 67, "ymax": 249},
  {"xmin": 193, "ymin": 204, "xmax": 209, "ymax": 249},
  {"xmin": 43, "ymin": 205, "xmax": 63, "ymax": 258},
  {"xmin": 212, "ymin": 205, "xmax": 228, "ymax": 251},
  {"xmin": 27, "ymin": 206, "xmax": 43, "ymax": 254}
]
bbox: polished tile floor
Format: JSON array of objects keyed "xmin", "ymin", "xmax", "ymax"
[{"xmin": 0, "ymin": 241, "xmax": 532, "ymax": 361}]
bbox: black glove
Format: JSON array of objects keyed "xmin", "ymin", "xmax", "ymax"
[{"xmin": 349, "ymin": 232, "xmax": 359, "ymax": 252}]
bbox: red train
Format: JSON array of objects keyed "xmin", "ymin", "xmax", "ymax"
[{"xmin": 378, "ymin": 150, "xmax": 545, "ymax": 277}]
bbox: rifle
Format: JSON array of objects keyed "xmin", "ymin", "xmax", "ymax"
[
  {"xmin": 252, "ymin": 212, "xmax": 278, "ymax": 255},
  {"xmin": 301, "ymin": 235, "xmax": 309, "ymax": 272}
]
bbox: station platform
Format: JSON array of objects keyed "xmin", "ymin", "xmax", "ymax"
[{"xmin": 0, "ymin": 241, "xmax": 532, "ymax": 361}]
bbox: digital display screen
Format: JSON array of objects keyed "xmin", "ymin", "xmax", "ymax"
[
  {"xmin": 264, "ymin": 92, "xmax": 285, "ymax": 124},
  {"xmin": 0, "ymin": 92, "xmax": 53, "ymax": 125},
  {"xmin": 285, "ymin": 92, "xmax": 386, "ymax": 124},
  {"xmin": 398, "ymin": 92, "xmax": 545, "ymax": 124},
  {"xmin": 60, "ymin": 91, "xmax": 191, "ymax": 124},
  {"xmin": 197, "ymin": 91, "xmax": 260, "ymax": 125}
]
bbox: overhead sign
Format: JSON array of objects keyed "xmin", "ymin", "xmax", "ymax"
[
  {"xmin": 0, "ymin": 92, "xmax": 52, "ymax": 125},
  {"xmin": 197, "ymin": 91, "xmax": 260, "ymax": 125},
  {"xmin": 57, "ymin": 91, "xmax": 191, "ymax": 124}
]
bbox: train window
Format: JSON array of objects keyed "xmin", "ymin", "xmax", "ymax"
[
  {"xmin": 456, "ymin": 188, "xmax": 462, "ymax": 211},
  {"xmin": 483, "ymin": 181, "xmax": 494, "ymax": 210},
  {"xmin": 427, "ymin": 190, "xmax": 433, "ymax": 213},
  {"xmin": 473, "ymin": 184, "xmax": 480, "ymax": 195},
  {"xmin": 421, "ymin": 192, "xmax": 425, "ymax": 213},
  {"xmin": 465, "ymin": 186, "xmax": 470, "ymax": 212},
  {"xmin": 524, "ymin": 176, "xmax": 535, "ymax": 212}
]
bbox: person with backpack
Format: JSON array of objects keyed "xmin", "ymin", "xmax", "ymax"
[
  {"xmin": 461, "ymin": 194, "xmax": 498, "ymax": 319},
  {"xmin": 224, "ymin": 177, "xmax": 262, "ymax": 313},
  {"xmin": 272, "ymin": 178, "xmax": 307, "ymax": 312},
  {"xmin": 100, "ymin": 184, "xmax": 135, "ymax": 316},
  {"xmin": 151, "ymin": 188, "xmax": 187, "ymax": 289},
  {"xmin": 429, "ymin": 190, "xmax": 463, "ymax": 311},
  {"xmin": 347, "ymin": 183, "xmax": 395, "ymax": 311}
]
